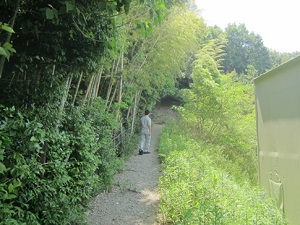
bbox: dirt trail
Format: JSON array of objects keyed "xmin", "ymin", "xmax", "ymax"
[{"xmin": 87, "ymin": 98, "xmax": 177, "ymax": 225}]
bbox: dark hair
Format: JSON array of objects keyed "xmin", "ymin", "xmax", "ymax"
[{"xmin": 145, "ymin": 109, "xmax": 150, "ymax": 115}]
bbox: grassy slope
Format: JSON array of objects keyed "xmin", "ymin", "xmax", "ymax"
[{"xmin": 157, "ymin": 120, "xmax": 287, "ymax": 224}]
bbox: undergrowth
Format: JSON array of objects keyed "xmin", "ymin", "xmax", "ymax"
[{"xmin": 157, "ymin": 120, "xmax": 287, "ymax": 224}]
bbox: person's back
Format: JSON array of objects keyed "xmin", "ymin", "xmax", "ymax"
[
  {"xmin": 139, "ymin": 110, "xmax": 151, "ymax": 155},
  {"xmin": 141, "ymin": 114, "xmax": 151, "ymax": 134}
]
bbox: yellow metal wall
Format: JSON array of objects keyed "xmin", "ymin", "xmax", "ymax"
[{"xmin": 254, "ymin": 56, "xmax": 300, "ymax": 225}]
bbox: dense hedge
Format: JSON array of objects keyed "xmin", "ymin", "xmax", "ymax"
[{"xmin": 0, "ymin": 100, "xmax": 124, "ymax": 224}]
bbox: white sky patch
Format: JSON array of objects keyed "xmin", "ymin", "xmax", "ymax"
[{"xmin": 195, "ymin": 0, "xmax": 300, "ymax": 52}]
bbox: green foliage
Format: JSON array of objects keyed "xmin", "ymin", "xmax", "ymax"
[
  {"xmin": 268, "ymin": 50, "xmax": 300, "ymax": 68},
  {"xmin": 158, "ymin": 121, "xmax": 287, "ymax": 224},
  {"xmin": 222, "ymin": 23, "xmax": 272, "ymax": 75},
  {"xmin": 0, "ymin": 106, "xmax": 47, "ymax": 224},
  {"xmin": 1, "ymin": 1, "xmax": 268, "ymax": 224},
  {"xmin": 156, "ymin": 32, "xmax": 286, "ymax": 223},
  {"xmin": 130, "ymin": 5, "xmax": 205, "ymax": 99},
  {"xmin": 202, "ymin": 22, "xmax": 298, "ymax": 83},
  {"xmin": 235, "ymin": 64, "xmax": 259, "ymax": 84},
  {"xmin": 0, "ymin": 22, "xmax": 16, "ymax": 59},
  {"xmin": 0, "ymin": 100, "xmax": 123, "ymax": 224},
  {"xmin": 178, "ymin": 73, "xmax": 257, "ymax": 183},
  {"xmin": 198, "ymin": 33, "xmax": 227, "ymax": 73},
  {"xmin": 0, "ymin": 3, "xmax": 201, "ymax": 223}
]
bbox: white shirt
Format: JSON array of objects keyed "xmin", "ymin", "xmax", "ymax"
[{"xmin": 141, "ymin": 115, "xmax": 151, "ymax": 134}]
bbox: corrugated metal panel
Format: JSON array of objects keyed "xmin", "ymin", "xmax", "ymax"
[{"xmin": 254, "ymin": 55, "xmax": 300, "ymax": 225}]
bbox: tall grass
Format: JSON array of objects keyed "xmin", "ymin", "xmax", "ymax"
[{"xmin": 157, "ymin": 120, "xmax": 287, "ymax": 224}]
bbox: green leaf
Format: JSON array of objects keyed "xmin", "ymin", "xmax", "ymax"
[
  {"xmin": 8, "ymin": 181, "xmax": 22, "ymax": 193},
  {"xmin": 3, "ymin": 42, "xmax": 16, "ymax": 54},
  {"xmin": 1, "ymin": 24, "xmax": 14, "ymax": 33},
  {"xmin": 30, "ymin": 136, "xmax": 37, "ymax": 141},
  {"xmin": 8, "ymin": 183, "xmax": 14, "ymax": 193},
  {"xmin": 46, "ymin": 8, "xmax": 54, "ymax": 19},
  {"xmin": 158, "ymin": 2, "xmax": 166, "ymax": 10},
  {"xmin": 0, "ymin": 162, "xmax": 6, "ymax": 173},
  {"xmin": 5, "ymin": 193, "xmax": 17, "ymax": 200},
  {"xmin": 52, "ymin": 7, "xmax": 59, "ymax": 19},
  {"xmin": 65, "ymin": 1, "xmax": 74, "ymax": 12},
  {"xmin": 78, "ymin": 13, "xmax": 87, "ymax": 26},
  {"xmin": 0, "ymin": 47, "xmax": 7, "ymax": 57}
]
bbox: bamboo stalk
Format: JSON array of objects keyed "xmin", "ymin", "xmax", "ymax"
[
  {"xmin": 126, "ymin": 107, "xmax": 132, "ymax": 121},
  {"xmin": 118, "ymin": 53, "xmax": 124, "ymax": 107},
  {"xmin": 95, "ymin": 68, "xmax": 103, "ymax": 97},
  {"xmin": 116, "ymin": 53, "xmax": 124, "ymax": 121},
  {"xmin": 84, "ymin": 74, "xmax": 95, "ymax": 103},
  {"xmin": 72, "ymin": 71, "xmax": 83, "ymax": 106},
  {"xmin": 114, "ymin": 55, "xmax": 121, "ymax": 75},
  {"xmin": 89, "ymin": 73, "xmax": 98, "ymax": 105},
  {"xmin": 107, "ymin": 82, "xmax": 118, "ymax": 111},
  {"xmin": 105, "ymin": 78, "xmax": 113, "ymax": 108},
  {"xmin": 89, "ymin": 74, "xmax": 98, "ymax": 105},
  {"xmin": 67, "ymin": 73, "xmax": 72, "ymax": 91},
  {"xmin": 130, "ymin": 90, "xmax": 141, "ymax": 135},
  {"xmin": 50, "ymin": 64, "xmax": 55, "ymax": 88},
  {"xmin": 105, "ymin": 58, "xmax": 118, "ymax": 108},
  {"xmin": 59, "ymin": 74, "xmax": 73, "ymax": 117}
]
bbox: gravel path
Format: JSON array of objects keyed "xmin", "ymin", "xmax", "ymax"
[{"xmin": 87, "ymin": 98, "xmax": 177, "ymax": 225}]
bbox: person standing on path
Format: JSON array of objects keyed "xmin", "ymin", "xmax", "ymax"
[{"xmin": 139, "ymin": 109, "xmax": 152, "ymax": 155}]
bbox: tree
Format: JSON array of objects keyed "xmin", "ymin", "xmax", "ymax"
[
  {"xmin": 268, "ymin": 50, "xmax": 300, "ymax": 68},
  {"xmin": 247, "ymin": 32, "xmax": 271, "ymax": 74},
  {"xmin": 222, "ymin": 23, "xmax": 271, "ymax": 75}
]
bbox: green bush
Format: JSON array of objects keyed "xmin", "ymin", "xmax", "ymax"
[
  {"xmin": 0, "ymin": 105, "xmax": 47, "ymax": 224},
  {"xmin": 0, "ymin": 101, "xmax": 123, "ymax": 224}
]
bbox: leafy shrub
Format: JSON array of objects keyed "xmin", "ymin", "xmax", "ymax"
[
  {"xmin": 0, "ymin": 100, "xmax": 123, "ymax": 224},
  {"xmin": 0, "ymin": 105, "xmax": 47, "ymax": 224}
]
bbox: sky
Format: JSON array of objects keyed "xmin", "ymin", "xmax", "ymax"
[{"xmin": 195, "ymin": 0, "xmax": 300, "ymax": 53}]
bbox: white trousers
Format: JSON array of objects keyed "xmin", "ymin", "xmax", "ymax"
[{"xmin": 139, "ymin": 132, "xmax": 151, "ymax": 152}]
